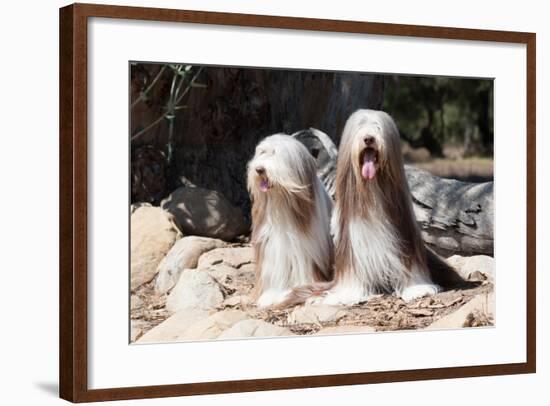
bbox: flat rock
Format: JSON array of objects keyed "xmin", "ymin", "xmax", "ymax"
[
  {"xmin": 137, "ymin": 309, "xmax": 210, "ymax": 343},
  {"xmin": 222, "ymin": 295, "xmax": 253, "ymax": 308},
  {"xmin": 130, "ymin": 295, "xmax": 143, "ymax": 311},
  {"xmin": 427, "ymin": 292, "xmax": 494, "ymax": 330},
  {"xmin": 130, "ymin": 206, "xmax": 181, "ymax": 291},
  {"xmin": 130, "ymin": 202, "xmax": 152, "ymax": 214},
  {"xmin": 166, "ymin": 269, "xmax": 225, "ymax": 313},
  {"xmin": 315, "ymin": 325, "xmax": 376, "ymax": 335},
  {"xmin": 288, "ymin": 305, "xmax": 346, "ymax": 325},
  {"xmin": 447, "ymin": 255, "xmax": 494, "ymax": 280},
  {"xmin": 161, "ymin": 186, "xmax": 248, "ymax": 241},
  {"xmin": 218, "ymin": 319, "xmax": 292, "ymax": 339},
  {"xmin": 130, "ymin": 319, "xmax": 151, "ymax": 342},
  {"xmin": 205, "ymin": 263, "xmax": 256, "ymax": 296},
  {"xmin": 156, "ymin": 236, "xmax": 226, "ymax": 294},
  {"xmin": 182, "ymin": 310, "xmax": 249, "ymax": 340},
  {"xmin": 197, "ymin": 246, "xmax": 254, "ymax": 269},
  {"xmin": 239, "ymin": 263, "xmax": 256, "ymax": 274},
  {"xmin": 204, "ymin": 263, "xmax": 241, "ymax": 283}
]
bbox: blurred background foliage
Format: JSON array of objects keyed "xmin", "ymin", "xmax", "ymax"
[{"xmin": 383, "ymin": 75, "xmax": 493, "ymax": 182}]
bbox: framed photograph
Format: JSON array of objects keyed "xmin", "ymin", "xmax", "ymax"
[{"xmin": 59, "ymin": 3, "xmax": 536, "ymax": 402}]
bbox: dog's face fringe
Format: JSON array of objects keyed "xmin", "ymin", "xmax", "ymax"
[
  {"xmin": 334, "ymin": 109, "xmax": 427, "ymax": 279},
  {"xmin": 247, "ymin": 133, "xmax": 317, "ymax": 233}
]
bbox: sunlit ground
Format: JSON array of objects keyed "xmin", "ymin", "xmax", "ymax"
[{"xmin": 403, "ymin": 143, "xmax": 493, "ymax": 182}]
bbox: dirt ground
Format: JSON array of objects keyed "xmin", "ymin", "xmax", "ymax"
[{"xmin": 131, "ymin": 260, "xmax": 493, "ymax": 341}]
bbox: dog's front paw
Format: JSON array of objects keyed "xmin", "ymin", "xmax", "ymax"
[
  {"xmin": 400, "ymin": 284, "xmax": 440, "ymax": 302},
  {"xmin": 321, "ymin": 292, "xmax": 349, "ymax": 306},
  {"xmin": 321, "ymin": 289, "xmax": 371, "ymax": 306},
  {"xmin": 305, "ymin": 294, "xmax": 326, "ymax": 305},
  {"xmin": 256, "ymin": 289, "xmax": 291, "ymax": 308}
]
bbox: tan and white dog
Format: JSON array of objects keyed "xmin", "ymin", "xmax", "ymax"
[
  {"xmin": 322, "ymin": 109, "xmax": 450, "ymax": 304},
  {"xmin": 247, "ymin": 134, "xmax": 334, "ymax": 307}
]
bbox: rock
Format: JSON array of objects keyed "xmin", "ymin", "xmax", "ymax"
[
  {"xmin": 182, "ymin": 310, "xmax": 249, "ymax": 340},
  {"xmin": 197, "ymin": 246, "xmax": 254, "ymax": 269},
  {"xmin": 130, "ymin": 202, "xmax": 152, "ymax": 214},
  {"xmin": 447, "ymin": 255, "xmax": 494, "ymax": 280},
  {"xmin": 218, "ymin": 319, "xmax": 292, "ymax": 339},
  {"xmin": 468, "ymin": 271, "xmax": 488, "ymax": 282},
  {"xmin": 288, "ymin": 305, "xmax": 346, "ymax": 325},
  {"xmin": 155, "ymin": 236, "xmax": 226, "ymax": 293},
  {"xmin": 315, "ymin": 325, "xmax": 376, "ymax": 335},
  {"xmin": 427, "ymin": 292, "xmax": 494, "ymax": 329},
  {"xmin": 221, "ymin": 295, "xmax": 253, "ymax": 308},
  {"xmin": 130, "ymin": 206, "xmax": 181, "ymax": 291},
  {"xmin": 130, "ymin": 295, "xmax": 143, "ymax": 311},
  {"xmin": 406, "ymin": 308, "xmax": 434, "ymax": 317},
  {"xmin": 161, "ymin": 186, "xmax": 248, "ymax": 241},
  {"xmin": 205, "ymin": 264, "xmax": 240, "ymax": 283},
  {"xmin": 130, "ymin": 319, "xmax": 150, "ymax": 342},
  {"xmin": 239, "ymin": 263, "xmax": 256, "ymax": 274},
  {"xmin": 205, "ymin": 263, "xmax": 256, "ymax": 296},
  {"xmin": 166, "ymin": 269, "xmax": 225, "ymax": 313},
  {"xmin": 137, "ymin": 309, "xmax": 210, "ymax": 343}
]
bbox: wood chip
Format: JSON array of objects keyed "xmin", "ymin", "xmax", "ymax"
[
  {"xmin": 406, "ymin": 308, "xmax": 434, "ymax": 317},
  {"xmin": 428, "ymin": 303, "xmax": 446, "ymax": 309},
  {"xmin": 444, "ymin": 297, "xmax": 464, "ymax": 307}
]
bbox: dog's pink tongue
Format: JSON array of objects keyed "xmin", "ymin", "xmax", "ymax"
[
  {"xmin": 362, "ymin": 160, "xmax": 376, "ymax": 180},
  {"xmin": 260, "ymin": 180, "xmax": 269, "ymax": 192}
]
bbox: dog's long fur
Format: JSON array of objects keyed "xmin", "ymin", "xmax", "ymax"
[
  {"xmin": 247, "ymin": 134, "xmax": 334, "ymax": 307},
  {"xmin": 328, "ymin": 109, "xmax": 464, "ymax": 304},
  {"xmin": 283, "ymin": 110, "xmax": 461, "ymax": 306}
]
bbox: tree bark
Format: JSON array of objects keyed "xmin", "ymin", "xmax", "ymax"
[
  {"xmin": 405, "ymin": 166, "xmax": 493, "ymax": 256},
  {"xmin": 131, "ymin": 65, "xmax": 384, "ymax": 214}
]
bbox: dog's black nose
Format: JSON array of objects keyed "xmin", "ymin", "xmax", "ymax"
[
  {"xmin": 364, "ymin": 136, "xmax": 375, "ymax": 146},
  {"xmin": 255, "ymin": 166, "xmax": 265, "ymax": 175}
]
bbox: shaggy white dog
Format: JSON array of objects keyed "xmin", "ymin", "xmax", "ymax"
[
  {"xmin": 247, "ymin": 134, "xmax": 334, "ymax": 307},
  {"xmin": 319, "ymin": 109, "xmax": 444, "ymax": 305}
]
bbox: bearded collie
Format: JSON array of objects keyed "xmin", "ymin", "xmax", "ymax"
[{"xmin": 247, "ymin": 134, "xmax": 334, "ymax": 307}]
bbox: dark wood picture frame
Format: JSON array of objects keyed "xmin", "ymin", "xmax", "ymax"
[{"xmin": 59, "ymin": 3, "xmax": 536, "ymax": 402}]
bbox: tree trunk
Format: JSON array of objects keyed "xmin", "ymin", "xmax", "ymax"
[{"xmin": 131, "ymin": 65, "xmax": 384, "ymax": 215}]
